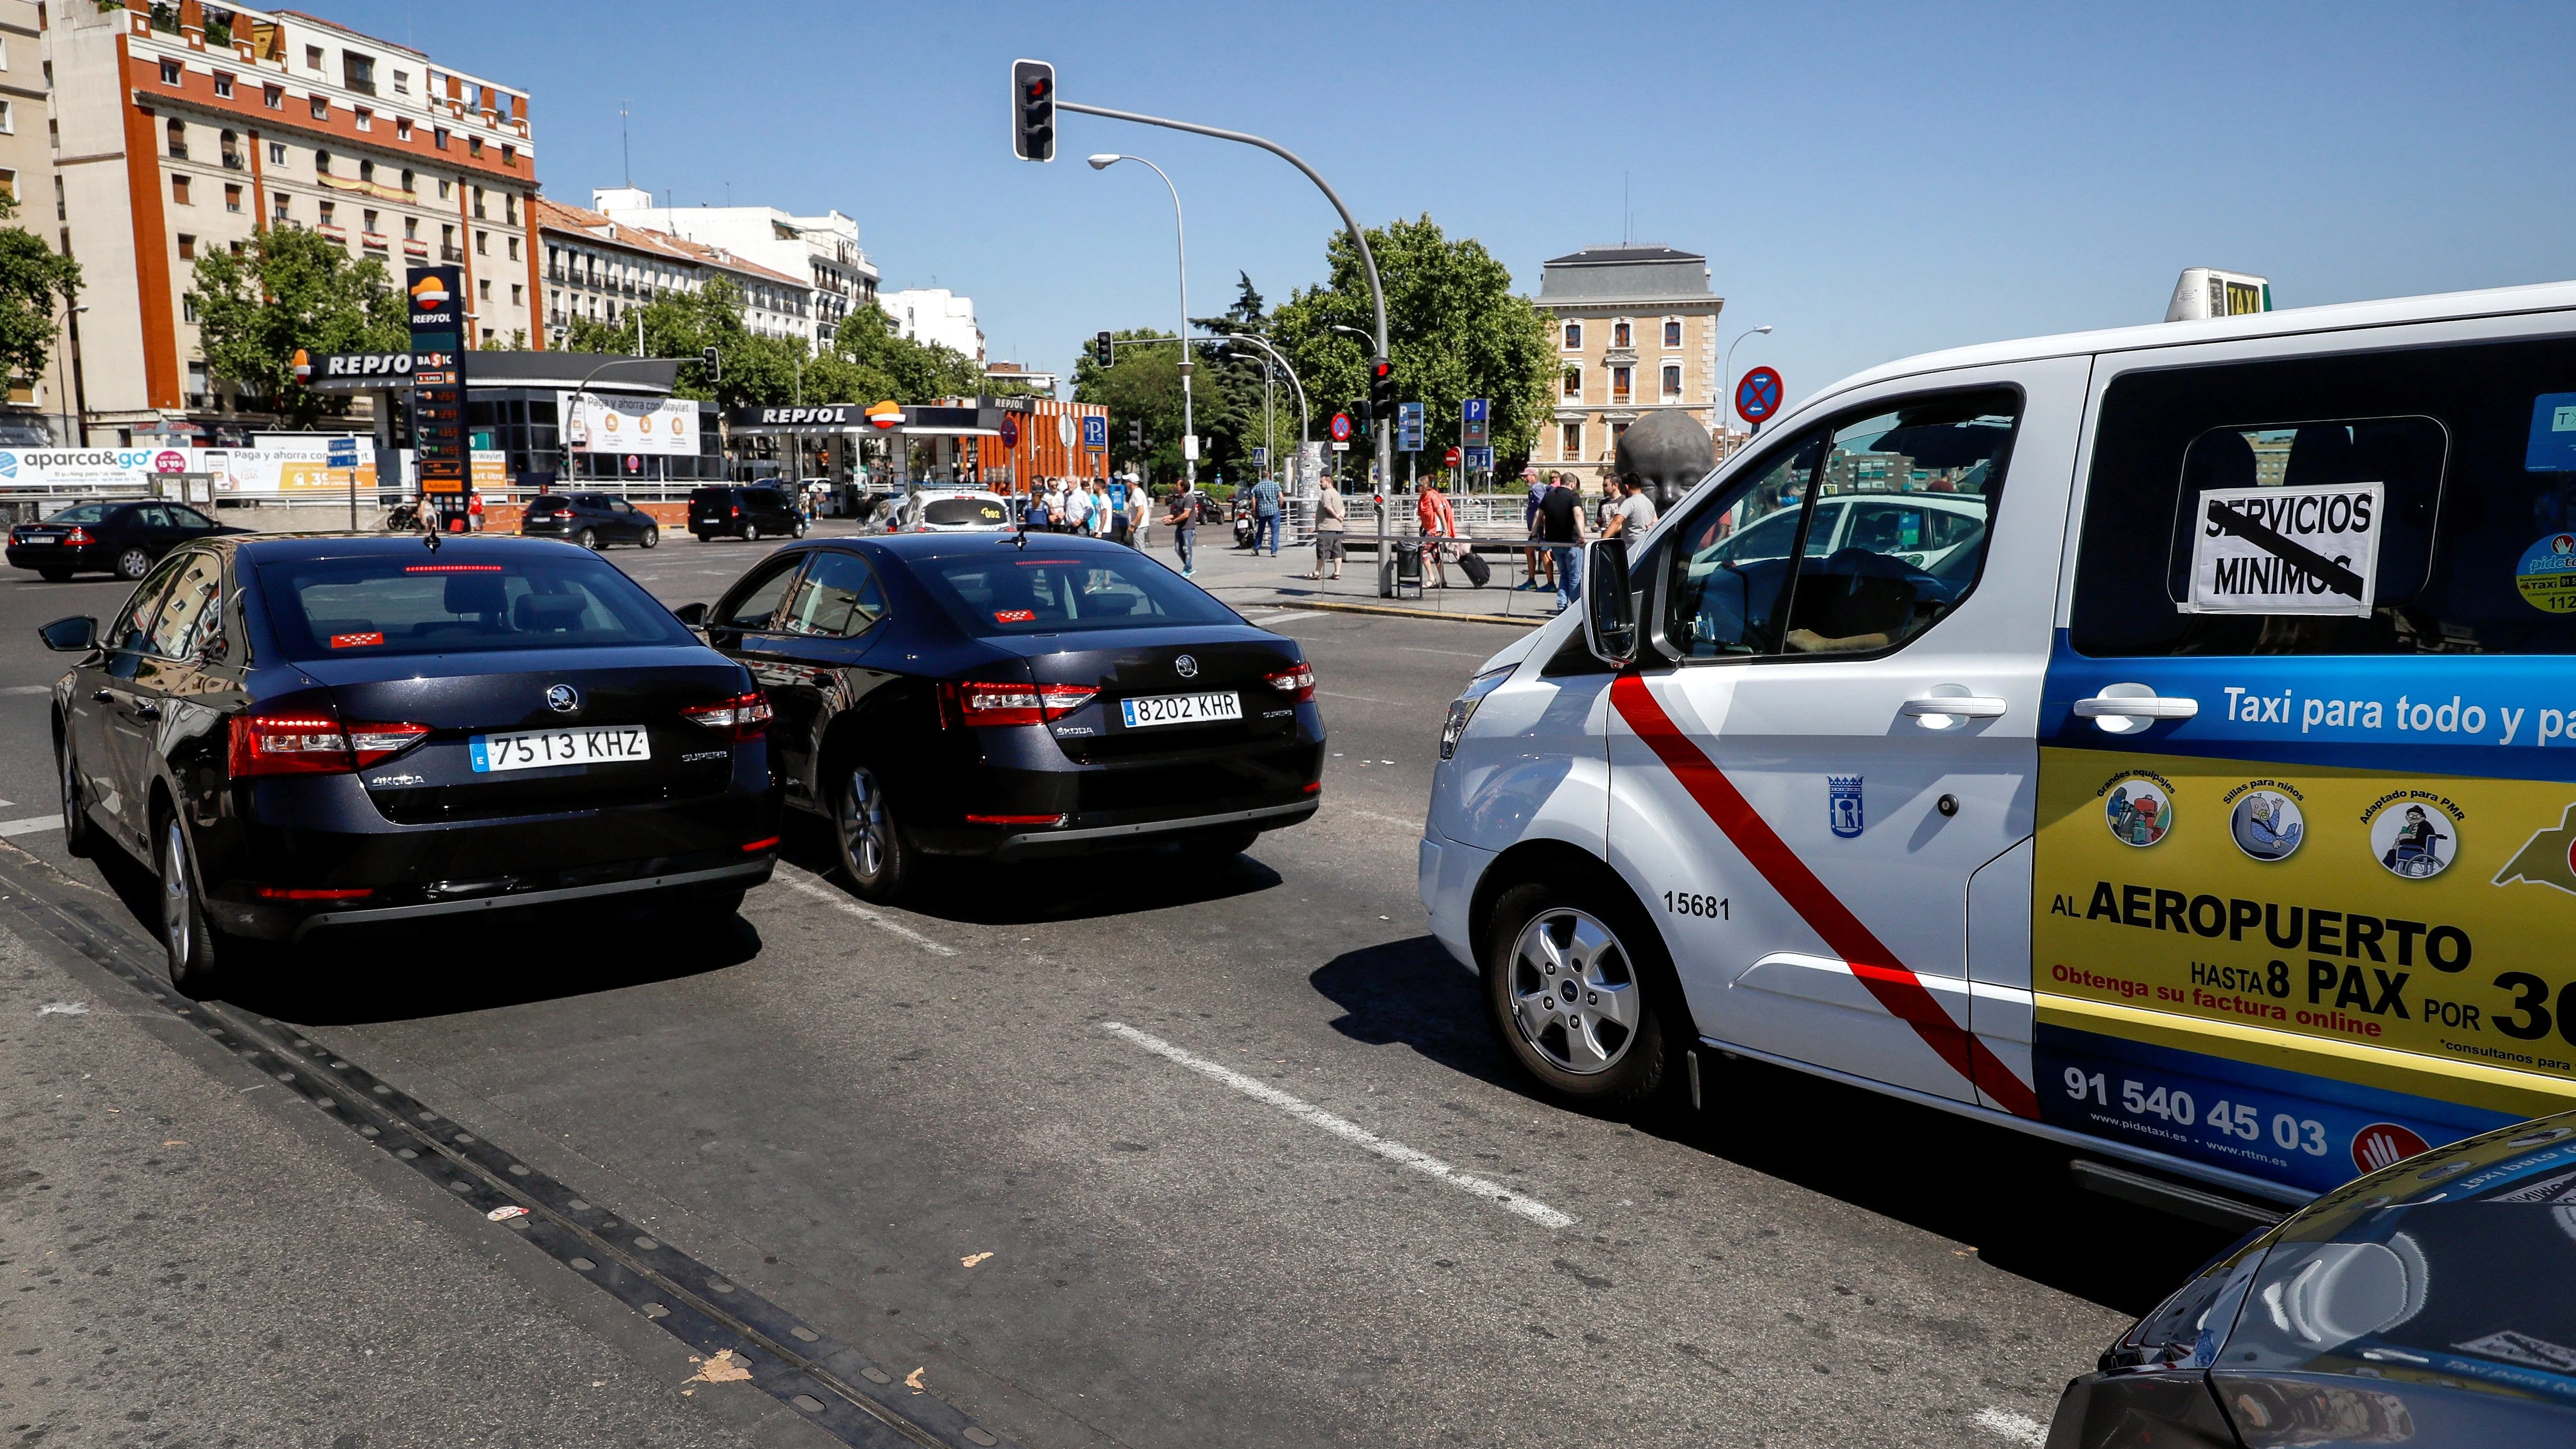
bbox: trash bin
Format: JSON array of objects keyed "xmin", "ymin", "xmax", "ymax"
[{"xmin": 1389, "ymin": 539, "xmax": 1425, "ymax": 600}]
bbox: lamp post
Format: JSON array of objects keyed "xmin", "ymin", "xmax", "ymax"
[
  {"xmin": 1087, "ymin": 153, "xmax": 1193, "ymax": 490},
  {"xmin": 54, "ymin": 298, "xmax": 89, "ymax": 448},
  {"xmin": 1215, "ymin": 333, "xmax": 1310, "ymax": 511},
  {"xmin": 1723, "ymin": 324, "xmax": 1772, "ymax": 451}
]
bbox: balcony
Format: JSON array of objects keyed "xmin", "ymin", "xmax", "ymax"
[
  {"xmin": 547, "ymin": 309, "xmax": 566, "ymax": 327},
  {"xmin": 220, "ymin": 152, "xmax": 245, "ymax": 171},
  {"xmin": 439, "ymin": 244, "xmax": 464, "ymax": 262},
  {"xmin": 316, "ymin": 224, "xmax": 347, "ymax": 242},
  {"xmin": 547, "ymin": 265, "xmax": 565, "ymax": 282},
  {"xmin": 167, "ymin": 143, "xmax": 190, "ymax": 160},
  {"xmin": 402, "ymin": 238, "xmax": 429, "ymax": 258},
  {"xmin": 360, "ymin": 232, "xmax": 389, "ymax": 251}
]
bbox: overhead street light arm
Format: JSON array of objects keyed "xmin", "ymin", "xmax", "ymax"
[{"xmin": 559, "ymin": 355, "xmax": 673, "ymax": 482}]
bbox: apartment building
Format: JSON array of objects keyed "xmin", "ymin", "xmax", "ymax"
[
  {"xmin": 0, "ymin": 0, "xmax": 59, "ymax": 436},
  {"xmin": 588, "ymin": 188, "xmax": 874, "ymax": 346},
  {"xmin": 536, "ymin": 196, "xmax": 815, "ymax": 349},
  {"xmin": 1530, "ymin": 244, "xmax": 1724, "ymax": 486},
  {"xmin": 50, "ymin": 0, "xmax": 538, "ymax": 442},
  {"xmin": 879, "ymin": 286, "xmax": 982, "ymax": 363}
]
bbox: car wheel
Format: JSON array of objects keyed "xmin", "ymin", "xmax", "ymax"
[
  {"xmin": 744, "ymin": 523, "xmax": 761, "ymax": 544},
  {"xmin": 576, "ymin": 527, "xmax": 599, "ymax": 551},
  {"xmin": 116, "ymin": 547, "xmax": 153, "ymax": 581},
  {"xmin": 159, "ymin": 815, "xmax": 226, "ymax": 999},
  {"xmin": 639, "ymin": 525, "xmax": 660, "ymax": 549},
  {"xmin": 38, "ymin": 568, "xmax": 69, "ymax": 582},
  {"xmin": 793, "ymin": 519, "xmax": 809, "ymax": 538},
  {"xmin": 834, "ymin": 764, "xmax": 912, "ymax": 903},
  {"xmin": 57, "ymin": 735, "xmax": 100, "ymax": 860},
  {"xmin": 1482, "ymin": 879, "xmax": 1674, "ymax": 1109}
]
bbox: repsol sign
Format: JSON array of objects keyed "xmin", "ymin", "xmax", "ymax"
[
  {"xmin": 322, "ymin": 353, "xmax": 414, "ymax": 378},
  {"xmin": 730, "ymin": 404, "xmax": 861, "ymax": 428}
]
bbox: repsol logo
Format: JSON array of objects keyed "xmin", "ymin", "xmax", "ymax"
[
  {"xmin": 760, "ymin": 407, "xmax": 849, "ymax": 425},
  {"xmin": 325, "ymin": 353, "xmax": 413, "ymax": 377},
  {"xmin": 2060, "ymin": 880, "xmax": 2471, "ymax": 970}
]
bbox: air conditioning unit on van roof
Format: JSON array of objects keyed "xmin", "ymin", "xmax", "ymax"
[{"xmin": 2166, "ymin": 268, "xmax": 2274, "ymax": 322}]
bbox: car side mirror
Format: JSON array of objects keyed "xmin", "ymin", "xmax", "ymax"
[
  {"xmin": 1582, "ymin": 539, "xmax": 1636, "ymax": 666},
  {"xmin": 672, "ymin": 601, "xmax": 709, "ymax": 628},
  {"xmin": 38, "ymin": 615, "xmax": 96, "ymax": 653}
]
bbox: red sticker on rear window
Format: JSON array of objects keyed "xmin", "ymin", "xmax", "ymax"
[
  {"xmin": 329, "ymin": 632, "xmax": 385, "ymax": 648},
  {"xmin": 993, "ymin": 609, "xmax": 1036, "ymax": 624}
]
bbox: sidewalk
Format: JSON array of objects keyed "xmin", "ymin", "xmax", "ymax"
[{"xmin": 1159, "ymin": 527, "xmax": 1566, "ymax": 627}]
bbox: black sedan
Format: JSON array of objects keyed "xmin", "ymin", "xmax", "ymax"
[
  {"xmin": 679, "ymin": 532, "xmax": 1323, "ymax": 903},
  {"xmin": 43, "ymin": 534, "xmax": 782, "ymax": 997},
  {"xmin": 2051, "ymin": 1109, "xmax": 2576, "ymax": 1448},
  {"xmin": 519, "ymin": 491, "xmax": 663, "ymax": 550},
  {"xmin": 8, "ymin": 499, "xmax": 250, "ymax": 581}
]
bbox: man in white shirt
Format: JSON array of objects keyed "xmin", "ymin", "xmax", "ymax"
[{"xmin": 1605, "ymin": 474, "xmax": 1659, "ymax": 539}]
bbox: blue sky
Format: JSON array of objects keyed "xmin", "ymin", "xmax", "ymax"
[{"xmin": 329, "ymin": 0, "xmax": 2576, "ymax": 407}]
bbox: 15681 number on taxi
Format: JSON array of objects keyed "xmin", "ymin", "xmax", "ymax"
[
  {"xmin": 1664, "ymin": 891, "xmax": 1728, "ymax": 919},
  {"xmin": 470, "ymin": 725, "xmax": 651, "ymax": 773}
]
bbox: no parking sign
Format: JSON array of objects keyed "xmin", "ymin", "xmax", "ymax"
[{"xmin": 1735, "ymin": 366, "xmax": 1783, "ymax": 427}]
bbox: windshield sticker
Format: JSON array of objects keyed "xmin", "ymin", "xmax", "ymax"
[
  {"xmin": 328, "ymin": 631, "xmax": 385, "ymax": 648},
  {"xmin": 992, "ymin": 609, "xmax": 1036, "ymax": 624},
  {"xmin": 2224, "ymin": 780, "xmax": 2306, "ymax": 861},
  {"xmin": 2365, "ymin": 793, "xmax": 2463, "ymax": 880},
  {"xmin": 2102, "ymin": 770, "xmax": 2176, "ymax": 848},
  {"xmin": 2526, "ymin": 393, "xmax": 2576, "ymax": 472},
  {"xmin": 2517, "ymin": 533, "xmax": 2576, "ymax": 614},
  {"xmin": 2184, "ymin": 481, "xmax": 2383, "ymax": 616}
]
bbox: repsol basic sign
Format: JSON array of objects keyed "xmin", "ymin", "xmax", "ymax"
[
  {"xmin": 727, "ymin": 404, "xmax": 863, "ymax": 429},
  {"xmin": 308, "ymin": 353, "xmax": 415, "ymax": 391},
  {"xmin": 2186, "ymin": 481, "xmax": 2384, "ymax": 616}
]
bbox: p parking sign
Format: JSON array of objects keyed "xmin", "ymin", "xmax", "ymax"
[{"xmin": 1082, "ymin": 415, "xmax": 1108, "ymax": 451}]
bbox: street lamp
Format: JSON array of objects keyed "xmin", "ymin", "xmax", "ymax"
[
  {"xmin": 1214, "ymin": 333, "xmax": 1310, "ymax": 497},
  {"xmin": 54, "ymin": 299, "xmax": 89, "ymax": 447},
  {"xmin": 1088, "ymin": 153, "xmax": 1194, "ymax": 490},
  {"xmin": 1723, "ymin": 324, "xmax": 1773, "ymax": 446}
]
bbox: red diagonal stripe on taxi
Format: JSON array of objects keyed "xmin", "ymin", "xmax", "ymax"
[{"xmin": 1610, "ymin": 673, "xmax": 2040, "ymax": 1119}]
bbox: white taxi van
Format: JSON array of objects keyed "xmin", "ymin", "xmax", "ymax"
[{"xmin": 1422, "ymin": 279, "xmax": 2576, "ymax": 1211}]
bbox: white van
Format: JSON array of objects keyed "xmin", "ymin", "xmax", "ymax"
[{"xmin": 1422, "ymin": 280, "xmax": 2576, "ymax": 1211}]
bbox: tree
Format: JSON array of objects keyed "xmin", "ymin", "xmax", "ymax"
[
  {"xmin": 0, "ymin": 191, "xmax": 78, "ymax": 398},
  {"xmin": 1069, "ymin": 328, "xmax": 1190, "ymax": 483},
  {"xmin": 1268, "ymin": 215, "xmax": 1553, "ymax": 485},
  {"xmin": 190, "ymin": 227, "xmax": 408, "ymax": 426}
]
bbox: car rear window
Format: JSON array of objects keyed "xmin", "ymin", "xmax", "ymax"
[
  {"xmin": 925, "ymin": 496, "xmax": 1009, "ymax": 527},
  {"xmin": 43, "ymin": 504, "xmax": 107, "ymax": 525},
  {"xmin": 256, "ymin": 553, "xmax": 695, "ymax": 659},
  {"xmin": 689, "ymin": 488, "xmax": 734, "ymax": 507},
  {"xmin": 912, "ymin": 549, "xmax": 1239, "ymax": 635}
]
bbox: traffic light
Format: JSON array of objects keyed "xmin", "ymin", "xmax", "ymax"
[
  {"xmin": 1128, "ymin": 419, "xmax": 1144, "ymax": 451},
  {"xmin": 1093, "ymin": 331, "xmax": 1113, "ymax": 367},
  {"xmin": 702, "ymin": 346, "xmax": 721, "ymax": 384},
  {"xmin": 1367, "ymin": 356, "xmax": 1395, "ymax": 417},
  {"xmin": 1011, "ymin": 60, "xmax": 1055, "ymax": 162}
]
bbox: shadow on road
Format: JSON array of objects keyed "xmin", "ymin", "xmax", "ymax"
[
  {"xmin": 1307, "ymin": 932, "xmax": 2237, "ymax": 1317},
  {"xmin": 773, "ymin": 818, "xmax": 1288, "ymax": 926}
]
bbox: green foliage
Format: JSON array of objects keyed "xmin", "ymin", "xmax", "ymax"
[
  {"xmin": 1069, "ymin": 327, "xmax": 1189, "ymax": 483},
  {"xmin": 1268, "ymin": 214, "xmax": 1554, "ymax": 481},
  {"xmin": 562, "ymin": 280, "xmax": 982, "ymax": 412},
  {"xmin": 0, "ymin": 192, "xmax": 79, "ymax": 392},
  {"xmin": 188, "ymin": 226, "xmax": 407, "ymax": 426}
]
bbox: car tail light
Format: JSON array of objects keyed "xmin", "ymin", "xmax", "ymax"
[
  {"xmin": 939, "ymin": 680, "xmax": 1095, "ymax": 728},
  {"xmin": 730, "ymin": 505, "xmax": 741, "ymax": 518},
  {"xmin": 228, "ymin": 711, "xmax": 425, "ymax": 776},
  {"xmin": 63, "ymin": 527, "xmax": 92, "ymax": 547},
  {"xmin": 1264, "ymin": 663, "xmax": 1316, "ymax": 702},
  {"xmin": 965, "ymin": 813, "xmax": 1068, "ymax": 827},
  {"xmin": 254, "ymin": 886, "xmax": 374, "ymax": 901},
  {"xmin": 682, "ymin": 691, "xmax": 771, "ymax": 740}
]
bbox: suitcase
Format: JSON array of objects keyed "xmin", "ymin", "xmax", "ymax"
[{"xmin": 1457, "ymin": 550, "xmax": 1492, "ymax": 588}]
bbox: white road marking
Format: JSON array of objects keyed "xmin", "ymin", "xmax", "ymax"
[
  {"xmin": 1972, "ymin": 1407, "xmax": 2048, "ymax": 1447},
  {"xmin": 771, "ymin": 866, "xmax": 959, "ymax": 956},
  {"xmin": 0, "ymin": 815, "xmax": 62, "ymax": 838},
  {"xmin": 0, "ymin": 684, "xmax": 53, "ymax": 695},
  {"xmin": 1318, "ymin": 690, "xmax": 1398, "ymax": 705},
  {"xmin": 1100, "ymin": 1021, "xmax": 1573, "ymax": 1230},
  {"xmin": 1400, "ymin": 646, "xmax": 1488, "ymax": 659},
  {"xmin": 1333, "ymin": 806, "xmax": 1424, "ymax": 833}
]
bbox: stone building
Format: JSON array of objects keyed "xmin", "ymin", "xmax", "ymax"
[{"xmin": 1530, "ymin": 244, "xmax": 1722, "ymax": 487}]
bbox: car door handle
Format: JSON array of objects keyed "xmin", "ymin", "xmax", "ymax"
[
  {"xmin": 2073, "ymin": 685, "xmax": 2199, "ymax": 734},
  {"xmin": 91, "ymin": 689, "xmax": 114, "ymax": 703},
  {"xmin": 1901, "ymin": 695, "xmax": 2007, "ymax": 719},
  {"xmin": 131, "ymin": 701, "xmax": 161, "ymax": 721}
]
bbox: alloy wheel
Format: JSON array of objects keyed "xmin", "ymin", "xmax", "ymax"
[
  {"xmin": 577, "ymin": 528, "xmax": 599, "ymax": 550},
  {"xmin": 161, "ymin": 819, "xmax": 194, "ymax": 971},
  {"xmin": 1506, "ymin": 908, "xmax": 1641, "ymax": 1075},
  {"xmin": 117, "ymin": 548, "xmax": 152, "ymax": 580},
  {"xmin": 839, "ymin": 767, "xmax": 889, "ymax": 882}
]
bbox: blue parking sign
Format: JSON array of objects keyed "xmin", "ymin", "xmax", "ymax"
[{"xmin": 1082, "ymin": 415, "xmax": 1108, "ymax": 451}]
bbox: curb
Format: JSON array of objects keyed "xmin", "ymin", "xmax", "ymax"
[{"xmin": 1263, "ymin": 598, "xmax": 1546, "ymax": 628}]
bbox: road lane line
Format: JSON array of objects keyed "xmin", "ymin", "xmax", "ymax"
[
  {"xmin": 1099, "ymin": 1021, "xmax": 1574, "ymax": 1230},
  {"xmin": 0, "ymin": 685, "xmax": 53, "ymax": 695},
  {"xmin": 772, "ymin": 867, "xmax": 960, "ymax": 956},
  {"xmin": 1400, "ymin": 646, "xmax": 1489, "ymax": 658},
  {"xmin": 1332, "ymin": 806, "xmax": 1423, "ymax": 833},
  {"xmin": 1972, "ymin": 1407, "xmax": 2047, "ymax": 1446},
  {"xmin": 1317, "ymin": 690, "xmax": 1398, "ymax": 705},
  {"xmin": 0, "ymin": 816, "xmax": 62, "ymax": 838}
]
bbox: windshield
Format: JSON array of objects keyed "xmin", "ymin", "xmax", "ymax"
[
  {"xmin": 924, "ymin": 496, "xmax": 1010, "ymax": 527},
  {"xmin": 256, "ymin": 553, "xmax": 696, "ymax": 660},
  {"xmin": 42, "ymin": 504, "xmax": 108, "ymax": 525},
  {"xmin": 912, "ymin": 549, "xmax": 1240, "ymax": 635}
]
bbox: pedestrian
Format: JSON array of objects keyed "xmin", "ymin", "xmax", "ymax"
[
  {"xmin": 1127, "ymin": 476, "xmax": 1152, "ymax": 550},
  {"xmin": 1251, "ymin": 472, "xmax": 1284, "ymax": 557},
  {"xmin": 1605, "ymin": 472, "xmax": 1659, "ymax": 540},
  {"xmin": 1306, "ymin": 474, "xmax": 1347, "ymax": 580},
  {"xmin": 1519, "ymin": 472, "xmax": 1555, "ymax": 591},
  {"xmin": 1415, "ymin": 476, "xmax": 1457, "ymax": 589},
  {"xmin": 1536, "ymin": 470, "xmax": 1588, "ymax": 613},
  {"xmin": 1027, "ymin": 487, "xmax": 1051, "ymax": 532},
  {"xmin": 1163, "ymin": 476, "xmax": 1201, "ymax": 576}
]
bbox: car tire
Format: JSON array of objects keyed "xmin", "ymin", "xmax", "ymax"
[
  {"xmin": 793, "ymin": 520, "xmax": 809, "ymax": 539},
  {"xmin": 833, "ymin": 764, "xmax": 912, "ymax": 904},
  {"xmin": 38, "ymin": 568, "xmax": 69, "ymax": 582},
  {"xmin": 1481, "ymin": 878, "xmax": 1676, "ymax": 1110},
  {"xmin": 116, "ymin": 547, "xmax": 153, "ymax": 581},
  {"xmin": 745, "ymin": 523, "xmax": 761, "ymax": 544},
  {"xmin": 639, "ymin": 525, "xmax": 659, "ymax": 549},
  {"xmin": 57, "ymin": 735, "xmax": 99, "ymax": 860},
  {"xmin": 158, "ymin": 814, "xmax": 227, "ymax": 1000},
  {"xmin": 576, "ymin": 527, "xmax": 599, "ymax": 551}
]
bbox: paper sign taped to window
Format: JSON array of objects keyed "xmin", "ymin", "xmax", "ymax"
[{"xmin": 2183, "ymin": 481, "xmax": 2382, "ymax": 616}]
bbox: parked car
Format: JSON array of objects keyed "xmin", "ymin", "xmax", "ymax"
[
  {"xmin": 518, "ymin": 492, "xmax": 662, "ymax": 550},
  {"xmin": 689, "ymin": 485, "xmax": 806, "ymax": 542},
  {"xmin": 41, "ymin": 534, "xmax": 782, "ymax": 997},
  {"xmin": 679, "ymin": 532, "xmax": 1324, "ymax": 903},
  {"xmin": 2050, "ymin": 1108, "xmax": 2576, "ymax": 1448},
  {"xmin": 7, "ymin": 500, "xmax": 250, "ymax": 581}
]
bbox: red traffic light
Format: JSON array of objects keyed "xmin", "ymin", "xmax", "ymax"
[{"xmin": 1369, "ymin": 358, "xmax": 1393, "ymax": 381}]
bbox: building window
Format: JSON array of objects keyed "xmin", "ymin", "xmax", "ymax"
[
  {"xmin": 1561, "ymin": 422, "xmax": 1582, "ymax": 459},
  {"xmin": 393, "ymin": 69, "xmax": 410, "ymax": 96},
  {"xmin": 306, "ymin": 45, "xmax": 324, "ymax": 71},
  {"xmin": 212, "ymin": 71, "xmax": 234, "ymax": 99},
  {"xmin": 1610, "ymin": 365, "xmax": 1632, "ymax": 402},
  {"xmin": 433, "ymin": 127, "xmax": 449, "ymax": 151},
  {"xmin": 1562, "ymin": 322, "xmax": 1581, "ymax": 350},
  {"xmin": 1562, "ymin": 365, "xmax": 1581, "ymax": 399},
  {"xmin": 354, "ymin": 107, "xmax": 372, "ymax": 132},
  {"xmin": 310, "ymin": 95, "xmax": 329, "ymax": 121},
  {"xmin": 1663, "ymin": 319, "xmax": 1682, "ymax": 349},
  {"xmin": 357, "ymin": 159, "xmax": 375, "ymax": 182},
  {"xmin": 480, "ymin": 328, "xmax": 494, "ymax": 345},
  {"xmin": 437, "ymin": 179, "xmax": 452, "ymax": 199},
  {"xmin": 510, "ymin": 283, "xmax": 522, "ymax": 305},
  {"xmin": 314, "ymin": 150, "xmax": 331, "ymax": 175},
  {"xmin": 504, "ymin": 193, "xmax": 518, "ymax": 225},
  {"xmin": 267, "ymin": 141, "xmax": 285, "ymax": 165},
  {"xmin": 317, "ymin": 200, "xmax": 335, "ymax": 226},
  {"xmin": 0, "ymin": 100, "xmax": 13, "ymax": 134},
  {"xmin": 273, "ymin": 194, "xmax": 290, "ymax": 222},
  {"xmin": 263, "ymin": 84, "xmax": 283, "ymax": 110},
  {"xmin": 165, "ymin": 119, "xmax": 185, "ymax": 158},
  {"xmin": 343, "ymin": 52, "xmax": 375, "ymax": 95},
  {"xmin": 171, "ymin": 175, "xmax": 191, "ymax": 205},
  {"xmin": 478, "ymin": 278, "xmax": 492, "ymax": 301},
  {"xmin": 160, "ymin": 58, "xmax": 182, "ymax": 86},
  {"xmin": 467, "ymin": 136, "xmax": 483, "ymax": 159},
  {"xmin": 1610, "ymin": 421, "xmax": 1628, "ymax": 457},
  {"xmin": 398, "ymin": 169, "xmax": 414, "ymax": 193},
  {"xmin": 361, "ymin": 208, "xmax": 378, "ymax": 233},
  {"xmin": 403, "ymin": 217, "xmax": 416, "ymax": 239},
  {"xmin": 183, "ymin": 295, "xmax": 198, "ymax": 324},
  {"xmin": 1662, "ymin": 364, "xmax": 1683, "ymax": 398},
  {"xmin": 177, "ymin": 234, "xmax": 196, "ymax": 260},
  {"xmin": 396, "ymin": 118, "xmax": 412, "ymax": 141},
  {"xmin": 506, "ymin": 236, "xmax": 519, "ymax": 261},
  {"xmin": 501, "ymin": 144, "xmax": 515, "ymax": 169},
  {"xmin": 441, "ymin": 223, "xmax": 454, "ymax": 250},
  {"xmin": 1612, "ymin": 321, "xmax": 1632, "ymax": 349},
  {"xmin": 475, "ymin": 230, "xmax": 487, "ymax": 255},
  {"xmin": 223, "ymin": 183, "xmax": 241, "ymax": 212},
  {"xmin": 472, "ymin": 187, "xmax": 486, "ymax": 219}
]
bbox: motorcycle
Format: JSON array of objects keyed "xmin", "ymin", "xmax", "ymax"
[{"xmin": 381, "ymin": 500, "xmax": 421, "ymax": 531}]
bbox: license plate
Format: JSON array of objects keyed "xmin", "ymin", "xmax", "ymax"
[
  {"xmin": 469, "ymin": 725, "xmax": 652, "ymax": 772},
  {"xmin": 21, "ymin": 536, "xmax": 52, "ymax": 544},
  {"xmin": 1119, "ymin": 691, "xmax": 1242, "ymax": 729}
]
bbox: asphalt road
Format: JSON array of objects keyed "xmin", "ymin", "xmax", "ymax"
[{"xmin": 0, "ymin": 527, "xmax": 2238, "ymax": 1448}]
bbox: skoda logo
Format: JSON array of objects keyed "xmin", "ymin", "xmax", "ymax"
[
  {"xmin": 1174, "ymin": 655, "xmax": 1199, "ymax": 679},
  {"xmin": 545, "ymin": 684, "xmax": 580, "ymax": 714}
]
